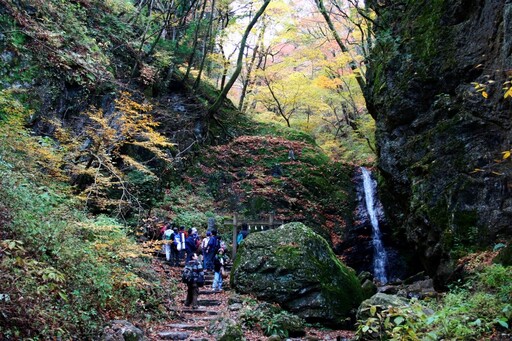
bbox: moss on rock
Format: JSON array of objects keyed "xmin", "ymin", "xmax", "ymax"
[{"xmin": 231, "ymin": 222, "xmax": 363, "ymax": 327}]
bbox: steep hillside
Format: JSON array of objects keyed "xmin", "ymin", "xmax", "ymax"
[
  {"xmin": 0, "ymin": 0, "xmax": 358, "ymax": 240},
  {"xmin": 184, "ymin": 133, "xmax": 355, "ymax": 243},
  {"xmin": 0, "ymin": 1, "xmax": 360, "ymax": 338},
  {"xmin": 365, "ymin": 1, "xmax": 512, "ymax": 284}
]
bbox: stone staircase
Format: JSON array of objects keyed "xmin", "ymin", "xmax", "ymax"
[{"xmin": 157, "ymin": 264, "xmax": 231, "ymax": 340}]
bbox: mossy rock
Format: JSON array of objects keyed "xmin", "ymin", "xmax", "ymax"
[
  {"xmin": 231, "ymin": 222, "xmax": 363, "ymax": 327},
  {"xmin": 356, "ymin": 293, "xmax": 410, "ymax": 321},
  {"xmin": 207, "ymin": 317, "xmax": 243, "ymax": 341},
  {"xmin": 494, "ymin": 243, "xmax": 512, "ymax": 266}
]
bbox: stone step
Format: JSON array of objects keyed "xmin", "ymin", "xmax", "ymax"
[
  {"xmin": 181, "ymin": 308, "xmax": 219, "ymax": 315},
  {"xmin": 199, "ymin": 289, "xmax": 229, "ymax": 295},
  {"xmin": 157, "ymin": 331, "xmax": 190, "ymax": 340},
  {"xmin": 166, "ymin": 323, "xmax": 207, "ymax": 330},
  {"xmin": 187, "ymin": 315, "xmax": 218, "ymax": 321},
  {"xmin": 181, "ymin": 299, "xmax": 221, "ymax": 306}
]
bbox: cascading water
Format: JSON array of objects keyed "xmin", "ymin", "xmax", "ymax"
[{"xmin": 361, "ymin": 167, "xmax": 389, "ymax": 284}]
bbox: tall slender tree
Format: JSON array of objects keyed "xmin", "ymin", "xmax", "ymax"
[{"xmin": 208, "ymin": 0, "xmax": 272, "ymax": 115}]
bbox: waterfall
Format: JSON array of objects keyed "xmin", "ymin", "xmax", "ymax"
[{"xmin": 361, "ymin": 167, "xmax": 389, "ymax": 284}]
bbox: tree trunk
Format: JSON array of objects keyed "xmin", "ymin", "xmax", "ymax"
[
  {"xmin": 194, "ymin": 0, "xmax": 216, "ymax": 89},
  {"xmin": 238, "ymin": 19, "xmax": 266, "ymax": 111},
  {"xmin": 314, "ymin": 0, "xmax": 365, "ymax": 91},
  {"xmin": 184, "ymin": 0, "xmax": 208, "ymax": 81},
  {"xmin": 208, "ymin": 0, "xmax": 272, "ymax": 115}
]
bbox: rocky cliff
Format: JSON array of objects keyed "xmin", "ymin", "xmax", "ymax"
[{"xmin": 365, "ymin": 1, "xmax": 512, "ymax": 284}]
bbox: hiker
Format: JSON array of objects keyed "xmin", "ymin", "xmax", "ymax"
[
  {"xmin": 162, "ymin": 224, "xmax": 174, "ymax": 263},
  {"xmin": 183, "ymin": 253, "xmax": 204, "ymax": 309},
  {"xmin": 185, "ymin": 227, "xmax": 199, "ymax": 262},
  {"xmin": 169, "ymin": 227, "xmax": 178, "ymax": 265},
  {"xmin": 201, "ymin": 230, "xmax": 211, "ymax": 269},
  {"xmin": 212, "ymin": 248, "xmax": 226, "ymax": 292},
  {"xmin": 218, "ymin": 236, "xmax": 227, "ymax": 252},
  {"xmin": 204, "ymin": 230, "xmax": 219, "ymax": 270},
  {"xmin": 173, "ymin": 226, "xmax": 187, "ymax": 266},
  {"xmin": 237, "ymin": 223, "xmax": 249, "ymax": 246}
]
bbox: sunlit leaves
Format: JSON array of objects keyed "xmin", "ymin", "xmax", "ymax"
[
  {"xmin": 471, "ymin": 82, "xmax": 489, "ymax": 98},
  {"xmin": 313, "ymin": 75, "xmax": 342, "ymax": 89},
  {"xmin": 52, "ymin": 91, "xmax": 174, "ymax": 215},
  {"xmin": 503, "ymin": 80, "xmax": 512, "ymax": 99}
]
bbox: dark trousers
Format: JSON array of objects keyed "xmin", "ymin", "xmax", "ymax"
[
  {"xmin": 169, "ymin": 247, "xmax": 178, "ymax": 265},
  {"xmin": 186, "ymin": 250, "xmax": 195, "ymax": 263},
  {"xmin": 173, "ymin": 249, "xmax": 184, "ymax": 266},
  {"xmin": 205, "ymin": 251, "xmax": 215, "ymax": 270},
  {"xmin": 185, "ymin": 283, "xmax": 199, "ymax": 307}
]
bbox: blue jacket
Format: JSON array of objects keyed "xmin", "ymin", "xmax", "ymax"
[{"xmin": 185, "ymin": 234, "xmax": 198, "ymax": 253}]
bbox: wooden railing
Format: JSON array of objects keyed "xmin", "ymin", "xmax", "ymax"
[{"xmin": 226, "ymin": 213, "xmax": 284, "ymax": 258}]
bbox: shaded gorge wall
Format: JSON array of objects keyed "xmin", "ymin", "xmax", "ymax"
[{"xmin": 365, "ymin": 0, "xmax": 512, "ymax": 285}]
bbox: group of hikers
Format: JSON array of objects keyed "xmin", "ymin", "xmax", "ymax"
[
  {"xmin": 161, "ymin": 224, "xmax": 226, "ymax": 268},
  {"xmin": 160, "ymin": 222, "xmax": 250, "ymax": 309}
]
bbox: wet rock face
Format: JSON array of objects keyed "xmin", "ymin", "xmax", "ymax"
[
  {"xmin": 230, "ymin": 222, "xmax": 363, "ymax": 327},
  {"xmin": 366, "ymin": 1, "xmax": 512, "ymax": 284}
]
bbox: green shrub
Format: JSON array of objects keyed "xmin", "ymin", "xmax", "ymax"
[
  {"xmin": 355, "ymin": 300, "xmax": 435, "ymax": 341},
  {"xmin": 239, "ymin": 301, "xmax": 305, "ymax": 338},
  {"xmin": 0, "ymin": 118, "xmax": 170, "ymax": 339},
  {"xmin": 355, "ymin": 264, "xmax": 511, "ymax": 340}
]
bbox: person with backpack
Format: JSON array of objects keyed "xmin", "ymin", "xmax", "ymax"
[
  {"xmin": 201, "ymin": 230, "xmax": 211, "ymax": 269},
  {"xmin": 212, "ymin": 248, "xmax": 227, "ymax": 292},
  {"xmin": 185, "ymin": 227, "xmax": 199, "ymax": 262},
  {"xmin": 204, "ymin": 230, "xmax": 219, "ymax": 270},
  {"xmin": 173, "ymin": 226, "xmax": 187, "ymax": 267},
  {"xmin": 182, "ymin": 253, "xmax": 204, "ymax": 309},
  {"xmin": 218, "ymin": 236, "xmax": 227, "ymax": 251},
  {"xmin": 162, "ymin": 224, "xmax": 174, "ymax": 263},
  {"xmin": 169, "ymin": 227, "xmax": 179, "ymax": 265},
  {"xmin": 237, "ymin": 223, "xmax": 249, "ymax": 246}
]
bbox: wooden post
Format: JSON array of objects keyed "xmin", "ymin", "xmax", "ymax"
[
  {"xmin": 232, "ymin": 214, "xmax": 238, "ymax": 259},
  {"xmin": 269, "ymin": 212, "xmax": 274, "ymax": 228}
]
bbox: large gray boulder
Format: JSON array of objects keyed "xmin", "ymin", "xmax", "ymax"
[{"xmin": 231, "ymin": 222, "xmax": 363, "ymax": 326}]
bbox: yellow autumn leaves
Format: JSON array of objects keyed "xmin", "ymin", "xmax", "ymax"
[{"xmin": 472, "ymin": 78, "xmax": 512, "ymax": 99}]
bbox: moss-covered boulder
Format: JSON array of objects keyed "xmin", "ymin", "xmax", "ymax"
[
  {"xmin": 207, "ymin": 317, "xmax": 243, "ymax": 341},
  {"xmin": 231, "ymin": 222, "xmax": 363, "ymax": 327}
]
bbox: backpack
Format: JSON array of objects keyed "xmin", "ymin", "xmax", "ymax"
[
  {"xmin": 163, "ymin": 229, "xmax": 173, "ymax": 240},
  {"xmin": 175, "ymin": 232, "xmax": 185, "ymax": 251},
  {"xmin": 182, "ymin": 265, "xmax": 193, "ymax": 283},
  {"xmin": 182, "ymin": 263, "xmax": 205, "ymax": 286},
  {"xmin": 206, "ymin": 236, "xmax": 218, "ymax": 253},
  {"xmin": 195, "ymin": 269, "xmax": 205, "ymax": 287},
  {"xmin": 201, "ymin": 237, "xmax": 210, "ymax": 250}
]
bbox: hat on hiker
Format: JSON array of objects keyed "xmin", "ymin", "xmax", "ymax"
[
  {"xmin": 206, "ymin": 231, "xmax": 211, "ymax": 236},
  {"xmin": 191, "ymin": 227, "xmax": 198, "ymax": 234}
]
